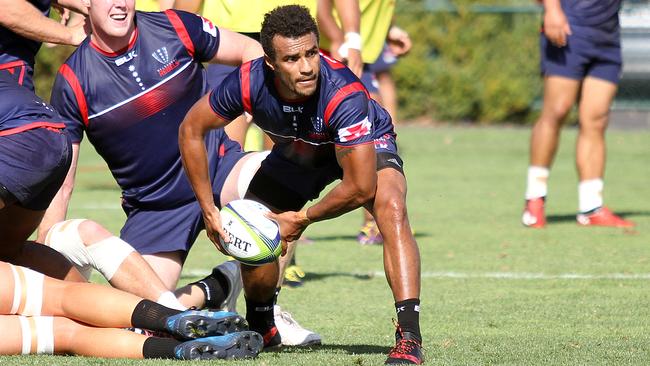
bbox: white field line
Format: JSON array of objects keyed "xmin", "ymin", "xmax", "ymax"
[{"xmin": 181, "ymin": 269, "xmax": 650, "ymax": 280}]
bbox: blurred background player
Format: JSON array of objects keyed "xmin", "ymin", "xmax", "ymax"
[
  {"xmin": 0, "ymin": 260, "xmax": 262, "ymax": 360},
  {"xmin": 37, "ymin": 0, "xmax": 261, "ymax": 314},
  {"xmin": 135, "ymin": 0, "xmax": 173, "ymax": 11},
  {"xmin": 0, "ymin": 0, "xmax": 88, "ymax": 90},
  {"xmin": 178, "ymin": 6, "xmax": 423, "ymax": 363},
  {"xmin": 522, "ymin": 0, "xmax": 634, "ymax": 229},
  {"xmin": 319, "ymin": 0, "xmax": 411, "ymax": 244}
]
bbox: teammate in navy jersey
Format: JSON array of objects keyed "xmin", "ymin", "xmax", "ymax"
[
  {"xmin": 179, "ymin": 6, "xmax": 423, "ymax": 364},
  {"xmin": 0, "ymin": 73, "xmax": 89, "ymax": 283},
  {"xmin": 39, "ymin": 0, "xmax": 264, "ymax": 311},
  {"xmin": 522, "ymin": 0, "xmax": 634, "ymax": 229},
  {"xmin": 0, "ymin": 0, "xmax": 87, "ymax": 90}
]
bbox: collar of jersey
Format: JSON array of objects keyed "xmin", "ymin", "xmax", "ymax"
[{"xmin": 90, "ymin": 27, "xmax": 139, "ymax": 58}]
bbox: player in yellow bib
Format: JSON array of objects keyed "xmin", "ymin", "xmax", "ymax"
[{"xmin": 135, "ymin": 0, "xmax": 173, "ymax": 11}]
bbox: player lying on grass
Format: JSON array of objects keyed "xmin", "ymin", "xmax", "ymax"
[
  {"xmin": 0, "ymin": 260, "xmax": 262, "ymax": 360},
  {"xmin": 179, "ymin": 5, "xmax": 423, "ymax": 364}
]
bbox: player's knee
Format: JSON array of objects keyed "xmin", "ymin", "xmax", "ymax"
[
  {"xmin": 8, "ymin": 264, "xmax": 45, "ymax": 316},
  {"xmin": 17, "ymin": 315, "xmax": 55, "ymax": 355},
  {"xmin": 377, "ymin": 195, "xmax": 408, "ymax": 223},
  {"xmin": 579, "ymin": 112, "xmax": 610, "ymax": 133},
  {"xmin": 45, "ymin": 219, "xmax": 135, "ymax": 281},
  {"xmin": 542, "ymin": 101, "xmax": 573, "ymax": 122}
]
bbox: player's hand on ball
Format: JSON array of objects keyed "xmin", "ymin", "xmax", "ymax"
[
  {"xmin": 266, "ymin": 210, "xmax": 310, "ymax": 246},
  {"xmin": 203, "ymin": 207, "xmax": 229, "ymax": 254}
]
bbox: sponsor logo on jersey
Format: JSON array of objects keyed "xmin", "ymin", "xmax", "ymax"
[
  {"xmin": 152, "ymin": 47, "xmax": 180, "ymax": 77},
  {"xmin": 201, "ymin": 16, "xmax": 217, "ymax": 37},
  {"xmin": 282, "ymin": 105, "xmax": 303, "ymax": 113},
  {"xmin": 337, "ymin": 117, "xmax": 371, "ymax": 142},
  {"xmin": 115, "ymin": 50, "xmax": 137, "ymax": 66}
]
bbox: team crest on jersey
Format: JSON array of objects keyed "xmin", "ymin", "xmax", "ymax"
[
  {"xmin": 337, "ymin": 117, "xmax": 371, "ymax": 142},
  {"xmin": 152, "ymin": 47, "xmax": 180, "ymax": 77},
  {"xmin": 200, "ymin": 16, "xmax": 217, "ymax": 38},
  {"xmin": 311, "ymin": 116, "xmax": 324, "ymax": 132}
]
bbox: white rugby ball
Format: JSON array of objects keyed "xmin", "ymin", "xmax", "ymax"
[{"xmin": 219, "ymin": 199, "xmax": 282, "ymax": 266}]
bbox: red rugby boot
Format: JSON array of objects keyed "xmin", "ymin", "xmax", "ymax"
[
  {"xmin": 576, "ymin": 206, "xmax": 634, "ymax": 228},
  {"xmin": 522, "ymin": 197, "xmax": 546, "ymax": 228}
]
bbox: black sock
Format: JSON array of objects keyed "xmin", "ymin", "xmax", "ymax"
[
  {"xmin": 245, "ymin": 296, "xmax": 275, "ymax": 333},
  {"xmin": 395, "ymin": 298, "xmax": 421, "ymax": 342},
  {"xmin": 190, "ymin": 270, "xmax": 229, "ymax": 309},
  {"xmin": 131, "ymin": 300, "xmax": 182, "ymax": 331},
  {"xmin": 142, "ymin": 337, "xmax": 182, "ymax": 359}
]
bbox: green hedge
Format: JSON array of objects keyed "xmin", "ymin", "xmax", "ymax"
[{"xmin": 393, "ymin": 0, "xmax": 542, "ymax": 123}]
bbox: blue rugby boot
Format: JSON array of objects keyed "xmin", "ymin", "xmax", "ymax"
[
  {"xmin": 165, "ymin": 310, "xmax": 248, "ymax": 340},
  {"xmin": 174, "ymin": 331, "xmax": 263, "ymax": 360}
]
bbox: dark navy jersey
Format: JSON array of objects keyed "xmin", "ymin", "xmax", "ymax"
[
  {"xmin": 0, "ymin": 0, "xmax": 51, "ymax": 88},
  {"xmin": 51, "ymin": 10, "xmax": 237, "ymax": 209},
  {"xmin": 561, "ymin": 0, "xmax": 621, "ymax": 43},
  {"xmin": 0, "ymin": 72, "xmax": 65, "ymax": 136},
  {"xmin": 209, "ymin": 53, "xmax": 395, "ymax": 169}
]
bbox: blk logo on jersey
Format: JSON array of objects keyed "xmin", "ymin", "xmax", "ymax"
[
  {"xmin": 282, "ymin": 105, "xmax": 303, "ymax": 113},
  {"xmin": 337, "ymin": 117, "xmax": 371, "ymax": 142},
  {"xmin": 115, "ymin": 50, "xmax": 137, "ymax": 66},
  {"xmin": 152, "ymin": 47, "xmax": 180, "ymax": 77}
]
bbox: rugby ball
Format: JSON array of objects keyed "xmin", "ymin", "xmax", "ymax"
[{"xmin": 219, "ymin": 199, "xmax": 282, "ymax": 266}]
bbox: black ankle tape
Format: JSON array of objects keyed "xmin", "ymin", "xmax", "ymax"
[{"xmin": 131, "ymin": 299, "xmax": 181, "ymax": 331}]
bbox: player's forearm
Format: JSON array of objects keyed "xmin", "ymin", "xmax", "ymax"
[
  {"xmin": 304, "ymin": 182, "xmax": 373, "ymax": 224},
  {"xmin": 333, "ymin": 0, "xmax": 360, "ymax": 35},
  {"xmin": 0, "ymin": 0, "xmax": 80, "ymax": 45},
  {"xmin": 178, "ymin": 124, "xmax": 218, "ymax": 215},
  {"xmin": 543, "ymin": 0, "xmax": 563, "ymax": 13},
  {"xmin": 317, "ymin": 0, "xmax": 344, "ymax": 43},
  {"xmin": 36, "ymin": 143, "xmax": 79, "ymax": 242}
]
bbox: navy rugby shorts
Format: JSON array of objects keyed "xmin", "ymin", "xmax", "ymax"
[
  {"xmin": 540, "ymin": 33, "xmax": 622, "ymax": 84},
  {"xmin": 0, "ymin": 127, "xmax": 71, "ymax": 210}
]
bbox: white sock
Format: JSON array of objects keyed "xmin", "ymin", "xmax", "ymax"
[
  {"xmin": 525, "ymin": 166, "xmax": 549, "ymax": 200},
  {"xmin": 578, "ymin": 179, "xmax": 604, "ymax": 213},
  {"xmin": 157, "ymin": 291, "xmax": 187, "ymax": 311}
]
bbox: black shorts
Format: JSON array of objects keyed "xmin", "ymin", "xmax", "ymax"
[{"xmin": 0, "ymin": 128, "xmax": 72, "ymax": 210}]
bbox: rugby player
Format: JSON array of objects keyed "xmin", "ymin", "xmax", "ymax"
[
  {"xmin": 39, "ymin": 0, "xmax": 263, "ymax": 310},
  {"xmin": 522, "ymin": 0, "xmax": 634, "ymax": 228},
  {"xmin": 179, "ymin": 6, "xmax": 423, "ymax": 364},
  {"xmin": 0, "ymin": 259, "xmax": 262, "ymax": 360},
  {"xmin": 0, "ymin": 0, "xmax": 88, "ymax": 90}
]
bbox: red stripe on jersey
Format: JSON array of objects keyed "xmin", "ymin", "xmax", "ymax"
[
  {"xmin": 218, "ymin": 143, "xmax": 225, "ymax": 157},
  {"xmin": 59, "ymin": 64, "xmax": 89, "ymax": 126},
  {"xmin": 0, "ymin": 60, "xmax": 26, "ymax": 71},
  {"xmin": 0, "ymin": 122, "xmax": 65, "ymax": 137},
  {"xmin": 323, "ymin": 82, "xmax": 368, "ymax": 126},
  {"xmin": 320, "ymin": 52, "xmax": 346, "ymax": 69},
  {"xmin": 17, "ymin": 65, "xmax": 25, "ymax": 85},
  {"xmin": 240, "ymin": 61, "xmax": 252, "ymax": 114},
  {"xmin": 165, "ymin": 10, "xmax": 195, "ymax": 57}
]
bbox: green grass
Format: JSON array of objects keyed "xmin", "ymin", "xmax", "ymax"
[{"xmin": 8, "ymin": 125, "xmax": 650, "ymax": 365}]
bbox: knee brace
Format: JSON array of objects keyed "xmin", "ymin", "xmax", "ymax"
[
  {"xmin": 18, "ymin": 316, "xmax": 55, "ymax": 355},
  {"xmin": 45, "ymin": 219, "xmax": 135, "ymax": 281},
  {"xmin": 9, "ymin": 264, "xmax": 44, "ymax": 316}
]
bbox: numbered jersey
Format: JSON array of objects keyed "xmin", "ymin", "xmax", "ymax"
[{"xmin": 51, "ymin": 10, "xmax": 240, "ymax": 209}]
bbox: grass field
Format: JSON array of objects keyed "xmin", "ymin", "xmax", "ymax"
[{"xmin": 7, "ymin": 124, "xmax": 650, "ymax": 365}]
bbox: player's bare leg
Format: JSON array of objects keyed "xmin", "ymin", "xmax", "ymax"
[
  {"xmin": 0, "ymin": 204, "xmax": 85, "ymax": 282},
  {"xmin": 224, "ymin": 115, "xmax": 250, "ymax": 148},
  {"xmin": 523, "ymin": 76, "xmax": 581, "ymax": 228},
  {"xmin": 370, "ymin": 168, "xmax": 423, "ymax": 363},
  {"xmin": 44, "ymin": 219, "xmax": 186, "ymax": 309},
  {"xmin": 574, "ymin": 77, "xmax": 632, "ymax": 226}
]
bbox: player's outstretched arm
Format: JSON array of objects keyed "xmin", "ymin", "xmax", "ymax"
[
  {"xmin": 209, "ymin": 27, "xmax": 264, "ymax": 66},
  {"xmin": 0, "ymin": 0, "xmax": 87, "ymax": 46},
  {"xmin": 269, "ymin": 143, "xmax": 377, "ymax": 242},
  {"xmin": 179, "ymin": 94, "xmax": 233, "ymax": 251},
  {"xmin": 36, "ymin": 143, "xmax": 80, "ymax": 243},
  {"xmin": 317, "ymin": 0, "xmax": 363, "ymax": 77}
]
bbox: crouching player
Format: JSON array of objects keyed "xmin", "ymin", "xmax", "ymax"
[
  {"xmin": 179, "ymin": 6, "xmax": 423, "ymax": 364},
  {"xmin": 0, "ymin": 260, "xmax": 262, "ymax": 360}
]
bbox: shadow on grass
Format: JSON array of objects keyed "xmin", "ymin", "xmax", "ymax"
[
  {"xmin": 273, "ymin": 344, "xmax": 390, "ymax": 355},
  {"xmin": 547, "ymin": 210, "xmax": 648, "ymax": 224},
  {"xmin": 303, "ymin": 231, "xmax": 430, "ymax": 242},
  {"xmin": 302, "ymin": 271, "xmax": 376, "ymax": 283}
]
